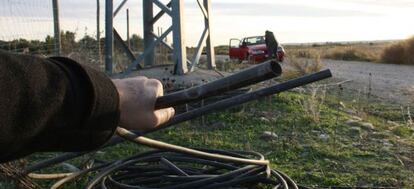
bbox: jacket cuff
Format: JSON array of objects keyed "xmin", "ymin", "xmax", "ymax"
[
  {"xmin": 33, "ymin": 57, "xmax": 119, "ymax": 151},
  {"xmin": 79, "ymin": 62, "xmax": 120, "ymax": 149}
]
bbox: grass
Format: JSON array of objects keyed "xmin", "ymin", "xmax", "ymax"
[
  {"xmin": 285, "ymin": 42, "xmax": 389, "ymax": 63},
  {"xmin": 129, "ymin": 91, "xmax": 413, "ymax": 188},
  {"xmin": 5, "ymin": 83, "xmax": 413, "ymax": 188}
]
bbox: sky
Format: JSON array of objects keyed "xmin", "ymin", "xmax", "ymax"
[{"xmin": 0, "ymin": 0, "xmax": 413, "ymax": 46}]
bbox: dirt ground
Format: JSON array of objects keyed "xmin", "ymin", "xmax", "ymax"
[
  {"xmin": 320, "ymin": 59, "xmax": 414, "ymax": 105},
  {"xmin": 210, "ymin": 55, "xmax": 413, "ymax": 104}
]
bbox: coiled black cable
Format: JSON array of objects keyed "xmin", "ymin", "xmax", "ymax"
[
  {"xmin": 75, "ymin": 128, "xmax": 299, "ymax": 189},
  {"xmin": 85, "ymin": 149, "xmax": 297, "ymax": 189}
]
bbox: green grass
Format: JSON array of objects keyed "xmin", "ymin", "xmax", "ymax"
[
  {"xmin": 135, "ymin": 91, "xmax": 413, "ymax": 188},
  {"xmin": 3, "ymin": 90, "xmax": 414, "ymax": 188},
  {"xmin": 130, "ymin": 91, "xmax": 413, "ymax": 188}
]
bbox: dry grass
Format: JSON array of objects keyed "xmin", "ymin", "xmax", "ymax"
[
  {"xmin": 324, "ymin": 48, "xmax": 376, "ymax": 62},
  {"xmin": 0, "ymin": 160, "xmax": 38, "ymax": 189},
  {"xmin": 285, "ymin": 42, "xmax": 389, "ymax": 62},
  {"xmin": 282, "ymin": 55, "xmax": 323, "ymax": 79},
  {"xmin": 298, "ymin": 84, "xmax": 327, "ymax": 123},
  {"xmin": 290, "ymin": 55, "xmax": 322, "ymax": 74},
  {"xmin": 381, "ymin": 36, "xmax": 414, "ymax": 65}
]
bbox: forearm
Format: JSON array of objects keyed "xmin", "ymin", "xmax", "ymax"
[{"xmin": 0, "ymin": 51, "xmax": 119, "ymax": 162}]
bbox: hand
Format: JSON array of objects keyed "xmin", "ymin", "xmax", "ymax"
[{"xmin": 112, "ymin": 77, "xmax": 175, "ymax": 131}]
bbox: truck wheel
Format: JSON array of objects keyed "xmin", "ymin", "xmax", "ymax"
[
  {"xmin": 239, "ymin": 53, "xmax": 249, "ymax": 64},
  {"xmin": 247, "ymin": 55, "xmax": 255, "ymax": 64}
]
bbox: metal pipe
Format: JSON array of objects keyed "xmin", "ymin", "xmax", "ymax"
[
  {"xmin": 171, "ymin": 0, "xmax": 188, "ymax": 75},
  {"xmin": 123, "ymin": 26, "xmax": 172, "ymax": 75},
  {"xmin": 151, "ymin": 1, "xmax": 172, "ymax": 25},
  {"xmin": 147, "ymin": 69, "xmax": 332, "ymax": 134},
  {"xmin": 151, "ymin": 0, "xmax": 172, "ymax": 16},
  {"xmin": 155, "ymin": 60, "xmax": 282, "ymax": 109},
  {"xmin": 203, "ymin": 0, "xmax": 215, "ymax": 69},
  {"xmin": 113, "ymin": 0, "xmax": 128, "ymax": 17},
  {"xmin": 189, "ymin": 27, "xmax": 208, "ymax": 72},
  {"xmin": 113, "ymin": 29, "xmax": 140, "ymax": 68}
]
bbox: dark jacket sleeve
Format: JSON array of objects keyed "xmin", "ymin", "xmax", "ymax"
[{"xmin": 0, "ymin": 50, "xmax": 120, "ymax": 163}]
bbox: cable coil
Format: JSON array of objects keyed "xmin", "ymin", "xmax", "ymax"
[
  {"xmin": 84, "ymin": 149, "xmax": 299, "ymax": 189},
  {"xmin": 80, "ymin": 127, "xmax": 299, "ymax": 189}
]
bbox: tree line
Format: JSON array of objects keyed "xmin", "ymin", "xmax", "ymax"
[{"xmin": 0, "ymin": 31, "xmax": 144, "ymax": 55}]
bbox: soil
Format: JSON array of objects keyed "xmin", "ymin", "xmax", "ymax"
[{"xmin": 321, "ymin": 59, "xmax": 414, "ymax": 104}]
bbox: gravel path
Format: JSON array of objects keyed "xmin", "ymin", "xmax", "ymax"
[
  {"xmin": 214, "ymin": 55, "xmax": 413, "ymax": 104},
  {"xmin": 321, "ymin": 59, "xmax": 414, "ymax": 104}
]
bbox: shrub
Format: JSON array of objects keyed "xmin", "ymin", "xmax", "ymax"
[
  {"xmin": 381, "ymin": 43, "xmax": 405, "ymax": 64},
  {"xmin": 381, "ymin": 36, "xmax": 414, "ymax": 65},
  {"xmin": 325, "ymin": 49, "xmax": 374, "ymax": 62}
]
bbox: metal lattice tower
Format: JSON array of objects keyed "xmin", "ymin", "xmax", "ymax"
[{"xmin": 104, "ymin": 0, "xmax": 216, "ymax": 76}]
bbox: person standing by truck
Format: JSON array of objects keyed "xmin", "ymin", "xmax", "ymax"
[{"xmin": 265, "ymin": 30, "xmax": 279, "ymax": 60}]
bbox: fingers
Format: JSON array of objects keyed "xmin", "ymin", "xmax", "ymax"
[
  {"xmin": 153, "ymin": 107, "xmax": 175, "ymax": 127},
  {"xmin": 114, "ymin": 76, "xmax": 173, "ymax": 131},
  {"xmin": 146, "ymin": 78, "xmax": 164, "ymax": 97}
]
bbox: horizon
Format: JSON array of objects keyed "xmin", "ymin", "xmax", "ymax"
[{"xmin": 0, "ymin": 0, "xmax": 413, "ymax": 46}]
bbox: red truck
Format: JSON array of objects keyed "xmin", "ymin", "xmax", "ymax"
[{"xmin": 229, "ymin": 36, "xmax": 285, "ymax": 63}]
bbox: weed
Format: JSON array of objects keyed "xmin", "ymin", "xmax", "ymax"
[
  {"xmin": 392, "ymin": 126, "xmax": 413, "ymax": 138},
  {"xmin": 298, "ymin": 85, "xmax": 327, "ymax": 123},
  {"xmin": 408, "ymin": 107, "xmax": 413, "ymax": 126}
]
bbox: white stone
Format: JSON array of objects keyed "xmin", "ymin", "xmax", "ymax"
[
  {"xmin": 319, "ymin": 134, "xmax": 329, "ymax": 141},
  {"xmin": 345, "ymin": 119, "xmax": 359, "ymax": 126},
  {"xmin": 360, "ymin": 122, "xmax": 375, "ymax": 130},
  {"xmin": 262, "ymin": 131, "xmax": 278, "ymax": 140},
  {"xmin": 260, "ymin": 117, "xmax": 270, "ymax": 122}
]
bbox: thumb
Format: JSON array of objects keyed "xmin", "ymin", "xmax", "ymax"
[{"xmin": 153, "ymin": 107, "xmax": 175, "ymax": 126}]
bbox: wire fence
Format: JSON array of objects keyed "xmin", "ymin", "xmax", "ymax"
[
  {"xmin": 0, "ymin": 0, "xmax": 101, "ymax": 70},
  {"xmin": 0, "ymin": 0, "xmax": 54, "ymax": 42},
  {"xmin": 0, "ymin": 0, "xmax": 173, "ymax": 73}
]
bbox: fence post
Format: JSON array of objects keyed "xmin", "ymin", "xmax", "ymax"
[
  {"xmin": 52, "ymin": 0, "xmax": 61, "ymax": 56},
  {"xmin": 105, "ymin": 0, "xmax": 113, "ymax": 74},
  {"xmin": 97, "ymin": 0, "xmax": 102, "ymax": 65},
  {"xmin": 143, "ymin": 1, "xmax": 155, "ymax": 67},
  {"xmin": 126, "ymin": 8, "xmax": 130, "ymax": 48}
]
